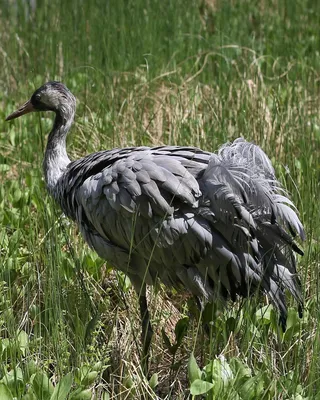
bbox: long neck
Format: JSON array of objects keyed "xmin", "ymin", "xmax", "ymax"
[{"xmin": 43, "ymin": 108, "xmax": 74, "ymax": 195}]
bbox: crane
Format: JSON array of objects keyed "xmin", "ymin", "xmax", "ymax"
[{"xmin": 6, "ymin": 81, "xmax": 305, "ymax": 370}]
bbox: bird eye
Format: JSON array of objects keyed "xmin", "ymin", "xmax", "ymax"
[{"xmin": 35, "ymin": 93, "xmax": 41, "ymax": 101}]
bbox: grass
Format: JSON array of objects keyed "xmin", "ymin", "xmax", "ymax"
[{"xmin": 0, "ymin": 0, "xmax": 320, "ymax": 398}]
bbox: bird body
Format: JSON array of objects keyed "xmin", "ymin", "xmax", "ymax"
[
  {"xmin": 6, "ymin": 82, "xmax": 305, "ymax": 368},
  {"xmin": 56, "ymin": 142, "xmax": 304, "ymax": 313}
]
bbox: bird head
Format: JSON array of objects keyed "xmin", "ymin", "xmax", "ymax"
[{"xmin": 6, "ymin": 81, "xmax": 76, "ymax": 121}]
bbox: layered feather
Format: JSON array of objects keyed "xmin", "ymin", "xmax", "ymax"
[{"xmin": 55, "ymin": 139, "xmax": 305, "ymax": 328}]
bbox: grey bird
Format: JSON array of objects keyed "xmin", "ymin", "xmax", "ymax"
[{"xmin": 6, "ymin": 82, "xmax": 305, "ymax": 369}]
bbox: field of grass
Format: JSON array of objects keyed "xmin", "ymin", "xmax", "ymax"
[{"xmin": 0, "ymin": 0, "xmax": 319, "ymax": 398}]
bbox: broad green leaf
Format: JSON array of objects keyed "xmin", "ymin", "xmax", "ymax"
[
  {"xmin": 230, "ymin": 358, "xmax": 251, "ymax": 383},
  {"xmin": 9, "ymin": 129, "xmax": 15, "ymax": 147},
  {"xmin": 0, "ymin": 165, "xmax": 10, "ymax": 173},
  {"xmin": 123, "ymin": 375, "xmax": 135, "ymax": 389},
  {"xmin": 174, "ymin": 316, "xmax": 189, "ymax": 347},
  {"xmin": 69, "ymin": 388, "xmax": 92, "ymax": 400},
  {"xmin": 22, "ymin": 392, "xmax": 39, "ymax": 400},
  {"xmin": 13, "ymin": 188, "xmax": 22, "ymax": 204},
  {"xmin": 286, "ymin": 308, "xmax": 300, "ymax": 330},
  {"xmin": 188, "ymin": 353, "xmax": 201, "ymax": 384},
  {"xmin": 238, "ymin": 377, "xmax": 256, "ymax": 400},
  {"xmin": 50, "ymin": 373, "xmax": 73, "ymax": 400},
  {"xmin": 255, "ymin": 305, "xmax": 272, "ymax": 324},
  {"xmin": 208, "ymin": 357, "xmax": 233, "ymax": 386},
  {"xmin": 75, "ymin": 366, "xmax": 89, "ymax": 383},
  {"xmin": 190, "ymin": 379, "xmax": 214, "ymax": 395},
  {"xmin": 149, "ymin": 373, "xmax": 158, "ymax": 389},
  {"xmin": 295, "ymin": 159, "xmax": 301, "ymax": 171},
  {"xmin": 92, "ymin": 361, "xmax": 103, "ymax": 372},
  {"xmin": 68, "ymin": 388, "xmax": 83, "ymax": 399},
  {"xmin": 116, "ymin": 272, "xmax": 131, "ymax": 292},
  {"xmin": 32, "ymin": 372, "xmax": 54, "ymax": 400},
  {"xmin": 17, "ymin": 330, "xmax": 29, "ymax": 356},
  {"xmin": 0, "ymin": 383, "xmax": 13, "ymax": 400},
  {"xmin": 23, "ymin": 360, "xmax": 38, "ymax": 382},
  {"xmin": 203, "ymin": 357, "xmax": 233, "ymax": 396},
  {"xmin": 81, "ymin": 371, "xmax": 98, "ymax": 386},
  {"xmin": 1, "ymin": 367, "xmax": 24, "ymax": 397},
  {"xmin": 238, "ymin": 375, "xmax": 265, "ymax": 400}
]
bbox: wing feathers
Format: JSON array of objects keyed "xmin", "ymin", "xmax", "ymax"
[{"xmin": 60, "ymin": 140, "xmax": 304, "ymax": 327}]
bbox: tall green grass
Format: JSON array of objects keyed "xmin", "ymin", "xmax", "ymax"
[{"xmin": 0, "ymin": 0, "xmax": 319, "ymax": 398}]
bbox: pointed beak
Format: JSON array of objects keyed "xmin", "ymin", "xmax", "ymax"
[{"xmin": 6, "ymin": 100, "xmax": 35, "ymax": 121}]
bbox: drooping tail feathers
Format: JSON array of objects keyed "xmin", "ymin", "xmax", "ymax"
[{"xmin": 201, "ymin": 138, "xmax": 305, "ymax": 329}]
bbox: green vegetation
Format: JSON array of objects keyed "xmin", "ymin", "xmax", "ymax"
[{"xmin": 0, "ymin": 0, "xmax": 319, "ymax": 398}]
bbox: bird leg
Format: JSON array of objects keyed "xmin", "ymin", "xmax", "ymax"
[
  {"xmin": 138, "ymin": 290, "xmax": 153, "ymax": 374},
  {"xmin": 129, "ymin": 274, "xmax": 153, "ymax": 374}
]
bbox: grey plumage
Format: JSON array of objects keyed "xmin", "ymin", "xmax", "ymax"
[{"xmin": 6, "ymin": 82, "xmax": 305, "ymax": 367}]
